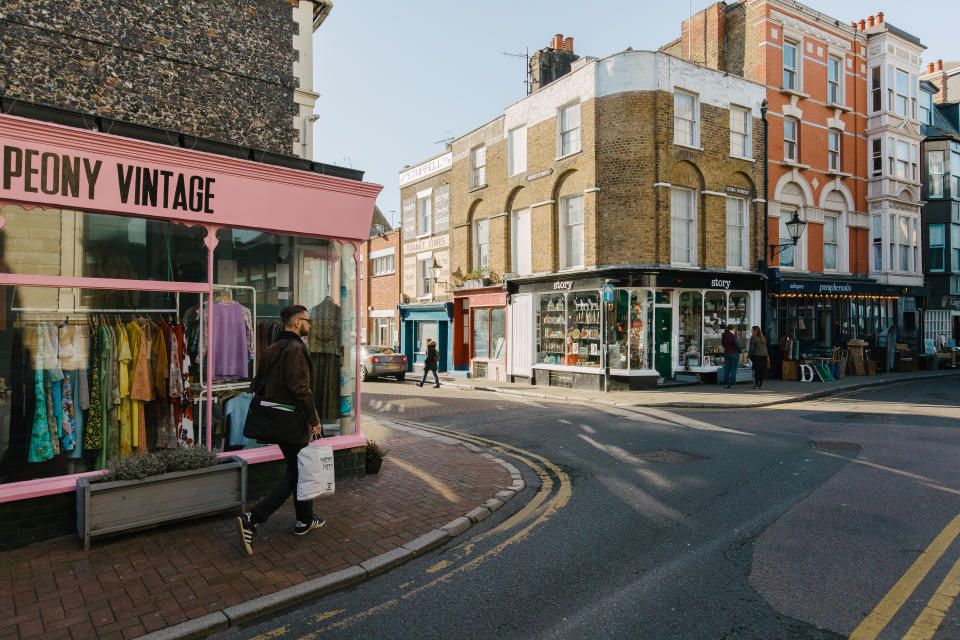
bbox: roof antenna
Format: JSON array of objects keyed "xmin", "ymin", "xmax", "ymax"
[{"xmin": 503, "ymin": 47, "xmax": 532, "ymax": 95}]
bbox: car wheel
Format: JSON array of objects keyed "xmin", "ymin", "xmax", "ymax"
[
  {"xmin": 395, "ymin": 373, "xmax": 406, "ymax": 381},
  {"xmin": 360, "ymin": 366, "xmax": 368, "ymax": 382}
]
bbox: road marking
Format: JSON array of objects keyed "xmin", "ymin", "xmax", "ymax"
[
  {"xmin": 849, "ymin": 511, "xmax": 960, "ymax": 639},
  {"xmin": 903, "ymin": 552, "xmax": 960, "ymax": 639},
  {"xmin": 311, "ymin": 609, "xmax": 345, "ymax": 623},
  {"xmin": 248, "ymin": 626, "xmax": 290, "ymax": 639},
  {"xmin": 387, "ymin": 457, "xmax": 460, "ymax": 503}
]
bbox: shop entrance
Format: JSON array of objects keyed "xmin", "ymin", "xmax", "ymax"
[{"xmin": 654, "ymin": 307, "xmax": 673, "ymax": 380}]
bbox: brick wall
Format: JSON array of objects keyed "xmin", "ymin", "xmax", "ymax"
[
  {"xmin": 399, "ymin": 170, "xmax": 452, "ymax": 302},
  {"xmin": 0, "ymin": 0, "xmax": 299, "ymax": 153},
  {"xmin": 362, "ymin": 230, "xmax": 401, "ymax": 344}
]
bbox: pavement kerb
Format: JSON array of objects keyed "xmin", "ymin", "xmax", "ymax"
[
  {"xmin": 134, "ymin": 415, "xmax": 525, "ymax": 640},
  {"xmin": 430, "ymin": 370, "xmax": 960, "ymax": 410}
]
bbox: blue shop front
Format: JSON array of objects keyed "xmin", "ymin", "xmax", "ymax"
[{"xmin": 399, "ymin": 302, "xmax": 454, "ymax": 373}]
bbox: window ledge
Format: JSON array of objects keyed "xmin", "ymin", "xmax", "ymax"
[
  {"xmin": 829, "ymin": 102, "xmax": 852, "ymax": 113},
  {"xmin": 555, "ymin": 150, "xmax": 582, "ymax": 162},
  {"xmin": 469, "ymin": 184, "xmax": 488, "ymax": 193},
  {"xmin": 782, "ymin": 159, "xmax": 810, "ymax": 170},
  {"xmin": 416, "ymin": 232, "xmax": 431, "ymax": 239},
  {"xmin": 826, "ymin": 169, "xmax": 852, "ymax": 178},
  {"xmin": 780, "ymin": 87, "xmax": 810, "ymax": 99},
  {"xmin": 673, "ymin": 143, "xmax": 703, "ymax": 152},
  {"xmin": 731, "ymin": 155, "xmax": 756, "ymax": 163}
]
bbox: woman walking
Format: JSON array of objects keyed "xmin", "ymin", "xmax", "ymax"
[
  {"xmin": 417, "ymin": 338, "xmax": 440, "ymax": 388},
  {"xmin": 748, "ymin": 326, "xmax": 769, "ymax": 389}
]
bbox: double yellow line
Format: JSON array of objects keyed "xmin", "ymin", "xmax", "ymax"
[{"xmin": 851, "ymin": 512, "xmax": 960, "ymax": 639}]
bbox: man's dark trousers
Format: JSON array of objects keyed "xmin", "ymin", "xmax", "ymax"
[{"xmin": 250, "ymin": 442, "xmax": 312, "ymax": 524}]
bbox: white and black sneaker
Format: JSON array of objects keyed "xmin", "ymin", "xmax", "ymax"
[
  {"xmin": 236, "ymin": 512, "xmax": 257, "ymax": 555},
  {"xmin": 294, "ymin": 517, "xmax": 325, "ymax": 536}
]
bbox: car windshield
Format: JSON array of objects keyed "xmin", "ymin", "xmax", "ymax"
[{"xmin": 364, "ymin": 346, "xmax": 397, "ymax": 354}]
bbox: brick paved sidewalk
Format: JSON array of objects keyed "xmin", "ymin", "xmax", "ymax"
[{"xmin": 0, "ymin": 420, "xmax": 510, "ymax": 640}]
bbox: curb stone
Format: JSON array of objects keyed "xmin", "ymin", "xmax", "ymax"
[{"xmin": 135, "ymin": 416, "xmax": 526, "ymax": 640}]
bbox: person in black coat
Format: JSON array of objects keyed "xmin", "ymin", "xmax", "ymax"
[{"xmin": 417, "ymin": 338, "xmax": 440, "ymax": 388}]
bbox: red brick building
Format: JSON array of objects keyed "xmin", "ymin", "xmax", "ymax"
[{"xmin": 359, "ymin": 214, "xmax": 401, "ymax": 349}]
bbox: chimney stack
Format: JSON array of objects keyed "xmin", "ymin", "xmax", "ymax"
[
  {"xmin": 564, "ymin": 37, "xmax": 574, "ymax": 53},
  {"xmin": 876, "ymin": 12, "xmax": 884, "ymax": 24},
  {"xmin": 936, "ymin": 59, "xmax": 943, "ymax": 71},
  {"xmin": 552, "ymin": 34, "xmax": 564, "ymax": 50},
  {"xmin": 867, "ymin": 15, "xmax": 875, "ymax": 27},
  {"xmin": 858, "ymin": 19, "xmax": 866, "ymax": 31},
  {"xmin": 927, "ymin": 62, "xmax": 936, "ymax": 74}
]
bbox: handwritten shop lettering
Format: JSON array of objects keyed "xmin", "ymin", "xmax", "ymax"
[{"xmin": 2, "ymin": 145, "xmax": 215, "ymax": 214}]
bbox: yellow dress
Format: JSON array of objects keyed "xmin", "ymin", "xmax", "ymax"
[{"xmin": 117, "ymin": 323, "xmax": 133, "ymax": 455}]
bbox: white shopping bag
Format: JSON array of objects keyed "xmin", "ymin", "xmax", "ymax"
[{"xmin": 297, "ymin": 443, "xmax": 335, "ymax": 501}]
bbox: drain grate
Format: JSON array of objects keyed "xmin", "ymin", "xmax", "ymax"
[
  {"xmin": 635, "ymin": 449, "xmax": 709, "ymax": 464},
  {"xmin": 810, "ymin": 440, "xmax": 862, "ymax": 452}
]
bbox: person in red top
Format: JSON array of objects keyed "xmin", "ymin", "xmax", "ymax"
[{"xmin": 720, "ymin": 325, "xmax": 742, "ymax": 389}]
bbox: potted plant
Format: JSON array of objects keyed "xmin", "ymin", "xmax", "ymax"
[
  {"xmin": 365, "ymin": 439, "xmax": 389, "ymax": 474},
  {"xmin": 76, "ymin": 448, "xmax": 246, "ymax": 550}
]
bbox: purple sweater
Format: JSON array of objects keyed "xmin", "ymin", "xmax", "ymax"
[{"xmin": 212, "ymin": 302, "xmax": 249, "ymax": 379}]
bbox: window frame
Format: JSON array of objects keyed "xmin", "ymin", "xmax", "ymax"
[
  {"xmin": 928, "ymin": 150, "xmax": 946, "ymax": 198},
  {"xmin": 872, "ymin": 138, "xmax": 883, "ymax": 177},
  {"xmin": 470, "ymin": 145, "xmax": 486, "ymax": 189},
  {"xmin": 670, "ymin": 186, "xmax": 697, "ymax": 266},
  {"xmin": 952, "ymin": 224, "xmax": 960, "ymax": 273},
  {"xmin": 725, "ymin": 196, "xmax": 749, "ymax": 269},
  {"xmin": 729, "ymin": 105, "xmax": 751, "ymax": 159},
  {"xmin": 416, "ymin": 193, "xmax": 432, "ymax": 236},
  {"xmin": 416, "ymin": 257, "xmax": 433, "ymax": 298},
  {"xmin": 827, "ymin": 56, "xmax": 842, "ymax": 104},
  {"xmin": 558, "ymin": 102, "xmax": 581, "ymax": 157},
  {"xmin": 823, "ymin": 215, "xmax": 839, "ymax": 271},
  {"xmin": 784, "ymin": 118, "xmax": 799, "ymax": 163},
  {"xmin": 783, "ymin": 40, "xmax": 799, "ymax": 91},
  {"xmin": 871, "ymin": 66, "xmax": 882, "ymax": 113},
  {"xmin": 930, "ymin": 223, "xmax": 945, "ymax": 272},
  {"xmin": 559, "ymin": 194, "xmax": 584, "ymax": 270},
  {"xmin": 673, "ymin": 90, "xmax": 700, "ymax": 148},
  {"xmin": 828, "ymin": 129, "xmax": 841, "ymax": 172},
  {"xmin": 508, "ymin": 126, "xmax": 527, "ymax": 177},
  {"xmin": 473, "ymin": 218, "xmax": 489, "ymax": 271},
  {"xmin": 779, "ymin": 210, "xmax": 798, "ymax": 269},
  {"xmin": 371, "ymin": 253, "xmax": 395, "ymax": 276}
]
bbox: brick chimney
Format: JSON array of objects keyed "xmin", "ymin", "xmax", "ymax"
[
  {"xmin": 529, "ymin": 34, "xmax": 581, "ymax": 92},
  {"xmin": 552, "ymin": 34, "xmax": 564, "ymax": 50},
  {"xmin": 676, "ymin": 1, "xmax": 727, "ymax": 71},
  {"xmin": 876, "ymin": 12, "xmax": 884, "ymax": 24},
  {"xmin": 928, "ymin": 60, "xmax": 951, "ymax": 104},
  {"xmin": 564, "ymin": 37, "xmax": 574, "ymax": 53}
]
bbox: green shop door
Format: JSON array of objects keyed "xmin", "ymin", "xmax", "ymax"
[{"xmin": 654, "ymin": 307, "xmax": 673, "ymax": 380}]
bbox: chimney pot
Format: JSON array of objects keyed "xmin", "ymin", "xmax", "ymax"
[
  {"xmin": 564, "ymin": 37, "xmax": 574, "ymax": 53},
  {"xmin": 867, "ymin": 15, "xmax": 875, "ymax": 27},
  {"xmin": 877, "ymin": 12, "xmax": 884, "ymax": 23},
  {"xmin": 552, "ymin": 34, "xmax": 563, "ymax": 50},
  {"xmin": 850, "ymin": 21, "xmax": 857, "ymax": 28},
  {"xmin": 936, "ymin": 60, "xmax": 943, "ymax": 71},
  {"xmin": 928, "ymin": 62, "xmax": 936, "ymax": 74},
  {"xmin": 858, "ymin": 19, "xmax": 866, "ymax": 30}
]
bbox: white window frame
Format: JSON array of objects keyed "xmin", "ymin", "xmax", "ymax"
[
  {"xmin": 674, "ymin": 90, "xmax": 699, "ymax": 148},
  {"xmin": 726, "ymin": 196, "xmax": 749, "ymax": 269},
  {"xmin": 417, "ymin": 257, "xmax": 433, "ymax": 298},
  {"xmin": 783, "ymin": 40, "xmax": 799, "ymax": 90},
  {"xmin": 560, "ymin": 194, "xmax": 584, "ymax": 270},
  {"xmin": 508, "ymin": 126, "xmax": 527, "ymax": 176},
  {"xmin": 871, "ymin": 138, "xmax": 882, "ymax": 177},
  {"xmin": 671, "ymin": 187, "xmax": 697, "ymax": 266},
  {"xmin": 894, "ymin": 68, "xmax": 909, "ymax": 118},
  {"xmin": 474, "ymin": 218, "xmax": 489, "ymax": 271},
  {"xmin": 779, "ymin": 210, "xmax": 798, "ymax": 269},
  {"xmin": 417, "ymin": 192, "xmax": 432, "ymax": 236},
  {"xmin": 827, "ymin": 56, "xmax": 842, "ymax": 104},
  {"xmin": 784, "ymin": 118, "xmax": 798, "ymax": 162},
  {"xmin": 823, "ymin": 215, "xmax": 839, "ymax": 271},
  {"xmin": 729, "ymin": 105, "xmax": 751, "ymax": 159},
  {"xmin": 896, "ymin": 215, "xmax": 910, "ymax": 272},
  {"xmin": 872, "ymin": 214, "xmax": 883, "ymax": 271},
  {"xmin": 828, "ymin": 129, "xmax": 841, "ymax": 172},
  {"xmin": 373, "ymin": 317, "xmax": 392, "ymax": 346},
  {"xmin": 372, "ymin": 254, "xmax": 395, "ymax": 276},
  {"xmin": 558, "ymin": 102, "xmax": 581, "ymax": 157},
  {"xmin": 930, "ymin": 223, "xmax": 945, "ymax": 272},
  {"xmin": 470, "ymin": 145, "xmax": 486, "ymax": 189}
]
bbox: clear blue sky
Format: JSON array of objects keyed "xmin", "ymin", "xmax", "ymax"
[{"xmin": 312, "ymin": 1, "xmax": 958, "ymax": 229}]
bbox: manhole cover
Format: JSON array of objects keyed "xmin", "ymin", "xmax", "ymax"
[
  {"xmin": 635, "ymin": 449, "xmax": 709, "ymax": 464},
  {"xmin": 810, "ymin": 440, "xmax": 861, "ymax": 452}
]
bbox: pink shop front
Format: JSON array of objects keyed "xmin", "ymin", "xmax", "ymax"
[{"xmin": 0, "ymin": 113, "xmax": 381, "ymax": 545}]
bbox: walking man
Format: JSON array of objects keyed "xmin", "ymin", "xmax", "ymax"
[
  {"xmin": 721, "ymin": 324, "xmax": 742, "ymax": 389},
  {"xmin": 236, "ymin": 305, "xmax": 324, "ymax": 555},
  {"xmin": 417, "ymin": 338, "xmax": 440, "ymax": 388}
]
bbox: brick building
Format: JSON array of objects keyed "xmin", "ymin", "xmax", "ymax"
[
  {"xmin": 396, "ymin": 152, "xmax": 454, "ymax": 373},
  {"xmin": 665, "ymin": 0, "xmax": 929, "ymax": 361},
  {"xmin": 359, "ymin": 222, "xmax": 401, "ymax": 350},
  {"xmin": 429, "ymin": 40, "xmax": 766, "ymax": 388}
]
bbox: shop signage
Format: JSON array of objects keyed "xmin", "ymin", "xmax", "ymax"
[
  {"xmin": 403, "ymin": 234, "xmax": 449, "ymax": 254},
  {"xmin": 819, "ymin": 283, "xmax": 853, "ymax": 293},
  {"xmin": 399, "ymin": 152, "xmax": 452, "ymax": 187},
  {"xmin": 526, "ymin": 168, "xmax": 553, "ymax": 182},
  {"xmin": 3, "ymin": 144, "xmax": 216, "ymax": 213},
  {"xmin": 777, "ymin": 279, "xmax": 912, "ymax": 296},
  {"xmin": 710, "ymin": 278, "xmax": 732, "ymax": 289},
  {"xmin": 602, "ymin": 283, "xmax": 614, "ymax": 302},
  {"xmin": 553, "ymin": 280, "xmax": 574, "ymax": 291},
  {"xmin": 725, "ymin": 186, "xmax": 752, "ymax": 196}
]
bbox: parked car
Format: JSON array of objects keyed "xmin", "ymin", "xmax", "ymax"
[{"xmin": 360, "ymin": 344, "xmax": 407, "ymax": 382}]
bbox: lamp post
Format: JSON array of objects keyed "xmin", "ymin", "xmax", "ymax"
[
  {"xmin": 431, "ymin": 257, "xmax": 446, "ymax": 293},
  {"xmin": 769, "ymin": 211, "xmax": 807, "ymax": 260}
]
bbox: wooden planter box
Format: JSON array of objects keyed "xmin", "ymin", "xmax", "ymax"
[{"xmin": 76, "ymin": 456, "xmax": 247, "ymax": 550}]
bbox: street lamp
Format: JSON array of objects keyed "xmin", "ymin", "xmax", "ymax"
[
  {"xmin": 432, "ymin": 257, "xmax": 447, "ymax": 291},
  {"xmin": 769, "ymin": 211, "xmax": 807, "ymax": 259}
]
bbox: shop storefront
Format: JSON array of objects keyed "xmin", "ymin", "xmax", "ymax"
[
  {"xmin": 507, "ymin": 270, "xmax": 762, "ymax": 390},
  {"xmin": 399, "ymin": 302, "xmax": 453, "ymax": 373},
  {"xmin": 452, "ymin": 287, "xmax": 507, "ymax": 381},
  {"xmin": 0, "ymin": 114, "xmax": 381, "ymax": 503}
]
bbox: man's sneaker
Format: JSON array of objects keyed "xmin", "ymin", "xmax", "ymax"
[
  {"xmin": 294, "ymin": 517, "xmax": 326, "ymax": 536},
  {"xmin": 236, "ymin": 512, "xmax": 257, "ymax": 555}
]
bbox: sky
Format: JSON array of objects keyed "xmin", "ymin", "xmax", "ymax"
[{"xmin": 312, "ymin": 1, "xmax": 959, "ymax": 229}]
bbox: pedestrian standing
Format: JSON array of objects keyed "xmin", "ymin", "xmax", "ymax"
[
  {"xmin": 721, "ymin": 324, "xmax": 742, "ymax": 389},
  {"xmin": 748, "ymin": 326, "xmax": 769, "ymax": 389},
  {"xmin": 236, "ymin": 305, "xmax": 324, "ymax": 555},
  {"xmin": 417, "ymin": 338, "xmax": 440, "ymax": 388}
]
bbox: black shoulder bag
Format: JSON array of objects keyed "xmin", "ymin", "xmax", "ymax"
[{"xmin": 242, "ymin": 339, "xmax": 312, "ymax": 445}]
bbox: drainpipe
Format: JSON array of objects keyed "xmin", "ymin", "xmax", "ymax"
[{"xmin": 760, "ymin": 100, "xmax": 770, "ymax": 338}]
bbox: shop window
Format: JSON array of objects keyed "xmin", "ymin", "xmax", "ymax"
[
  {"xmin": 559, "ymin": 102, "xmax": 581, "ymax": 157},
  {"xmin": 928, "ymin": 150, "xmax": 946, "ymax": 198},
  {"xmin": 671, "ymin": 187, "xmax": 696, "ymax": 265},
  {"xmin": 678, "ymin": 292, "xmax": 703, "ymax": 368},
  {"xmin": 730, "ymin": 106, "xmax": 751, "ymax": 158},
  {"xmin": 417, "ymin": 321, "xmax": 438, "ymax": 356},
  {"xmin": 729, "ymin": 293, "xmax": 750, "ymax": 352},
  {"xmin": 674, "ymin": 90, "xmax": 699, "ymax": 147},
  {"xmin": 474, "ymin": 218, "xmax": 489, "ymax": 271},
  {"xmin": 537, "ymin": 293, "xmax": 567, "ymax": 365},
  {"xmin": 629, "ymin": 290, "xmax": 653, "ymax": 370},
  {"xmin": 472, "ymin": 308, "xmax": 505, "ymax": 360},
  {"xmin": 828, "ymin": 130, "xmax": 841, "ymax": 172},
  {"xmin": 784, "ymin": 118, "xmax": 798, "ymax": 163},
  {"xmin": 470, "ymin": 145, "xmax": 486, "ymax": 189},
  {"xmin": 535, "ymin": 292, "xmax": 600, "ymax": 368},
  {"xmin": 473, "ymin": 308, "xmax": 490, "ymax": 358},
  {"xmin": 508, "ymin": 126, "xmax": 527, "ymax": 176},
  {"xmin": 605, "ymin": 289, "xmax": 629, "ymax": 369},
  {"xmin": 560, "ymin": 195, "xmax": 584, "ymax": 269},
  {"xmin": 824, "ymin": 216, "xmax": 839, "ymax": 270},
  {"xmin": 930, "ymin": 224, "xmax": 945, "ymax": 271},
  {"xmin": 703, "ymin": 292, "xmax": 727, "ymax": 364},
  {"xmin": 827, "ymin": 56, "xmax": 841, "ymax": 104},
  {"xmin": 726, "ymin": 197, "xmax": 748, "ymax": 269},
  {"xmin": 373, "ymin": 317, "xmax": 391, "ymax": 346},
  {"xmin": 783, "ymin": 40, "xmax": 798, "ymax": 90}
]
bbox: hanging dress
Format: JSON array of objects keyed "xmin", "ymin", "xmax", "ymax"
[
  {"xmin": 27, "ymin": 326, "xmax": 54, "ymax": 462},
  {"xmin": 83, "ymin": 321, "xmax": 104, "ymax": 454}
]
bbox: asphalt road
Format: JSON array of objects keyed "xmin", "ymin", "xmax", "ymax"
[{"xmin": 212, "ymin": 377, "xmax": 960, "ymax": 640}]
